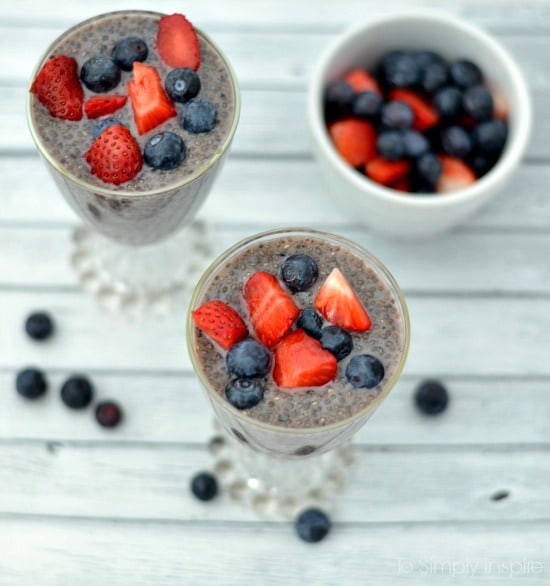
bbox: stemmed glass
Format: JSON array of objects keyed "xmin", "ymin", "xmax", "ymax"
[{"xmin": 26, "ymin": 10, "xmax": 240, "ymax": 315}]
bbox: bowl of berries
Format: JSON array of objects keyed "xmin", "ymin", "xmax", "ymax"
[{"xmin": 307, "ymin": 11, "xmax": 532, "ymax": 238}]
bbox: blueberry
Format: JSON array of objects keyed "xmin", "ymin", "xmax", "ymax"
[
  {"xmin": 295, "ymin": 508, "xmax": 331, "ymax": 543},
  {"xmin": 80, "ymin": 56, "xmax": 121, "ymax": 93},
  {"xmin": 60, "ymin": 375, "xmax": 94, "ymax": 409},
  {"xmin": 377, "ymin": 130, "xmax": 405, "ymax": 161},
  {"xmin": 449, "ymin": 59, "xmax": 482, "ymax": 89},
  {"xmin": 351, "ymin": 91, "xmax": 382, "ymax": 119},
  {"xmin": 379, "ymin": 51, "xmax": 419, "ymax": 89},
  {"xmin": 324, "ymin": 80, "xmax": 355, "ymax": 120},
  {"xmin": 226, "ymin": 338, "xmax": 272, "ymax": 378},
  {"xmin": 420, "ymin": 60, "xmax": 448, "ymax": 94},
  {"xmin": 16, "ymin": 368, "xmax": 47, "ymax": 399},
  {"xmin": 165, "ymin": 68, "xmax": 201, "ymax": 103},
  {"xmin": 380, "ymin": 100, "xmax": 414, "ymax": 130},
  {"xmin": 190, "ymin": 472, "xmax": 219, "ymax": 502},
  {"xmin": 472, "ymin": 119, "xmax": 508, "ymax": 154},
  {"xmin": 95, "ymin": 401, "xmax": 123, "ymax": 428},
  {"xmin": 296, "ymin": 308, "xmax": 324, "ymax": 340},
  {"xmin": 468, "ymin": 152, "xmax": 499, "ymax": 178},
  {"xmin": 346, "ymin": 355, "xmax": 385, "ymax": 389},
  {"xmin": 402, "ymin": 130, "xmax": 430, "ymax": 159},
  {"xmin": 320, "ymin": 325, "xmax": 353, "ymax": 361},
  {"xmin": 281, "ymin": 254, "xmax": 319, "ymax": 292},
  {"xmin": 463, "ymin": 85, "xmax": 494, "ymax": 121},
  {"xmin": 91, "ymin": 117, "xmax": 124, "ymax": 139},
  {"xmin": 434, "ymin": 86, "xmax": 463, "ymax": 121},
  {"xmin": 179, "ymin": 98, "xmax": 217, "ymax": 134},
  {"xmin": 440, "ymin": 125, "xmax": 473, "ymax": 159},
  {"xmin": 415, "ymin": 153, "xmax": 442, "ymax": 186},
  {"xmin": 225, "ymin": 378, "xmax": 264, "ymax": 409},
  {"xmin": 25, "ymin": 311, "xmax": 54, "ymax": 341},
  {"xmin": 111, "ymin": 37, "xmax": 148, "ymax": 71},
  {"xmin": 414, "ymin": 379, "xmax": 449, "ymax": 415},
  {"xmin": 413, "ymin": 50, "xmax": 445, "ymax": 71},
  {"xmin": 144, "ymin": 132, "xmax": 186, "ymax": 171}
]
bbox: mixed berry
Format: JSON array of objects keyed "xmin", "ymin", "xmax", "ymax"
[{"xmin": 324, "ymin": 50, "xmax": 509, "ymax": 194}]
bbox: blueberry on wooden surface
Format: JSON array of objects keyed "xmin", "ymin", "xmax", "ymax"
[
  {"xmin": 190, "ymin": 472, "xmax": 219, "ymax": 501},
  {"xmin": 414, "ymin": 379, "xmax": 449, "ymax": 415},
  {"xmin": 295, "ymin": 508, "xmax": 331, "ymax": 543},
  {"xmin": 16, "ymin": 368, "xmax": 48, "ymax": 399},
  {"xmin": 60, "ymin": 375, "xmax": 94, "ymax": 409},
  {"xmin": 95, "ymin": 401, "xmax": 123, "ymax": 428},
  {"xmin": 25, "ymin": 311, "xmax": 54, "ymax": 341}
]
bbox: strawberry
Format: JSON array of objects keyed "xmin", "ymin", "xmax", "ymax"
[
  {"xmin": 127, "ymin": 62, "xmax": 177, "ymax": 135},
  {"xmin": 84, "ymin": 95, "xmax": 128, "ymax": 119},
  {"xmin": 30, "ymin": 55, "xmax": 83, "ymax": 121},
  {"xmin": 156, "ymin": 13, "xmax": 201, "ymax": 70},
  {"xmin": 243, "ymin": 271, "xmax": 300, "ymax": 349},
  {"xmin": 84, "ymin": 124, "xmax": 143, "ymax": 185},
  {"xmin": 436, "ymin": 155, "xmax": 476, "ymax": 193},
  {"xmin": 191, "ymin": 299, "xmax": 249, "ymax": 351},
  {"xmin": 344, "ymin": 68, "xmax": 381, "ymax": 95},
  {"xmin": 389, "ymin": 89, "xmax": 439, "ymax": 132},
  {"xmin": 273, "ymin": 329, "xmax": 337, "ymax": 389},
  {"xmin": 314, "ymin": 267, "xmax": 372, "ymax": 332},
  {"xmin": 328, "ymin": 118, "xmax": 378, "ymax": 168},
  {"xmin": 365, "ymin": 157, "xmax": 411, "ymax": 186}
]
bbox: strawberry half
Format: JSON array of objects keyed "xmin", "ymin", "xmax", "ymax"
[
  {"xmin": 84, "ymin": 124, "xmax": 143, "ymax": 185},
  {"xmin": 273, "ymin": 329, "xmax": 337, "ymax": 389},
  {"xmin": 84, "ymin": 95, "xmax": 128, "ymax": 119},
  {"xmin": 314, "ymin": 267, "xmax": 372, "ymax": 332},
  {"xmin": 365, "ymin": 157, "xmax": 411, "ymax": 186},
  {"xmin": 30, "ymin": 55, "xmax": 83, "ymax": 121},
  {"xmin": 328, "ymin": 118, "xmax": 378, "ymax": 168},
  {"xmin": 389, "ymin": 89, "xmax": 439, "ymax": 132},
  {"xmin": 156, "ymin": 13, "xmax": 201, "ymax": 70},
  {"xmin": 436, "ymin": 155, "xmax": 476, "ymax": 193},
  {"xmin": 127, "ymin": 62, "xmax": 177, "ymax": 135},
  {"xmin": 344, "ymin": 68, "xmax": 382, "ymax": 95},
  {"xmin": 192, "ymin": 299, "xmax": 248, "ymax": 351},
  {"xmin": 243, "ymin": 271, "xmax": 301, "ymax": 349}
]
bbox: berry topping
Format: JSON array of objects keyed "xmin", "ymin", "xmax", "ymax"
[
  {"xmin": 111, "ymin": 37, "xmax": 149, "ymax": 71},
  {"xmin": 388, "ymin": 89, "xmax": 439, "ymax": 132},
  {"xmin": 324, "ymin": 80, "xmax": 354, "ymax": 120},
  {"xmin": 402, "ymin": 129, "xmax": 430, "ymax": 159},
  {"xmin": 225, "ymin": 378, "xmax": 265, "ymax": 409},
  {"xmin": 414, "ymin": 379, "xmax": 449, "ymax": 415},
  {"xmin": 144, "ymin": 131, "xmax": 186, "ymax": 170},
  {"xmin": 16, "ymin": 368, "xmax": 47, "ymax": 399},
  {"xmin": 463, "ymin": 85, "xmax": 494, "ymax": 121},
  {"xmin": 448, "ymin": 59, "xmax": 482, "ymax": 89},
  {"xmin": 436, "ymin": 155, "xmax": 476, "ymax": 192},
  {"xmin": 419, "ymin": 60, "xmax": 448, "ymax": 94},
  {"xmin": 60, "ymin": 375, "xmax": 94, "ymax": 409},
  {"xmin": 295, "ymin": 508, "xmax": 331, "ymax": 543},
  {"xmin": 380, "ymin": 100, "xmax": 414, "ymax": 130},
  {"xmin": 296, "ymin": 308, "xmax": 324, "ymax": 340},
  {"xmin": 95, "ymin": 401, "xmax": 123, "ymax": 428},
  {"xmin": 351, "ymin": 91, "xmax": 383, "ymax": 120},
  {"xmin": 472, "ymin": 119, "xmax": 508, "ymax": 154},
  {"xmin": 344, "ymin": 68, "xmax": 381, "ymax": 95},
  {"xmin": 156, "ymin": 13, "xmax": 201, "ymax": 70},
  {"xmin": 379, "ymin": 51, "xmax": 419, "ymax": 89},
  {"xmin": 243, "ymin": 271, "xmax": 300, "ymax": 348},
  {"xmin": 272, "ymin": 329, "xmax": 337, "ymax": 389},
  {"xmin": 192, "ymin": 299, "xmax": 248, "ymax": 351},
  {"xmin": 30, "ymin": 55, "xmax": 83, "ymax": 121},
  {"xmin": 127, "ymin": 62, "xmax": 177, "ymax": 135},
  {"xmin": 328, "ymin": 118, "xmax": 377, "ymax": 168},
  {"xmin": 319, "ymin": 325, "xmax": 353, "ymax": 361},
  {"xmin": 84, "ymin": 124, "xmax": 143, "ymax": 185},
  {"xmin": 226, "ymin": 338, "xmax": 272, "ymax": 378},
  {"xmin": 377, "ymin": 130, "xmax": 406, "ymax": 161},
  {"xmin": 84, "ymin": 95, "xmax": 127, "ymax": 119},
  {"xmin": 345, "ymin": 354, "xmax": 385, "ymax": 389},
  {"xmin": 414, "ymin": 152, "xmax": 443, "ymax": 187},
  {"xmin": 440, "ymin": 125, "xmax": 472, "ymax": 159},
  {"xmin": 365, "ymin": 157, "xmax": 411, "ymax": 186},
  {"xmin": 191, "ymin": 471, "xmax": 219, "ymax": 501},
  {"xmin": 165, "ymin": 68, "xmax": 201, "ymax": 103},
  {"xmin": 280, "ymin": 254, "xmax": 319, "ymax": 292},
  {"xmin": 25, "ymin": 311, "xmax": 54, "ymax": 341},
  {"xmin": 91, "ymin": 117, "xmax": 124, "ymax": 139},
  {"xmin": 179, "ymin": 98, "xmax": 218, "ymax": 134},
  {"xmin": 433, "ymin": 86, "xmax": 463, "ymax": 121},
  {"xmin": 80, "ymin": 56, "xmax": 121, "ymax": 93}
]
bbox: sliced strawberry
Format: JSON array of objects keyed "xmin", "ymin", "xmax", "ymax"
[
  {"xmin": 389, "ymin": 89, "xmax": 439, "ymax": 132},
  {"xmin": 30, "ymin": 55, "xmax": 83, "ymax": 121},
  {"xmin": 344, "ymin": 68, "xmax": 382, "ymax": 95},
  {"xmin": 84, "ymin": 95, "xmax": 128, "ymax": 119},
  {"xmin": 492, "ymin": 92, "xmax": 509, "ymax": 120},
  {"xmin": 436, "ymin": 155, "xmax": 476, "ymax": 193},
  {"xmin": 127, "ymin": 62, "xmax": 177, "ymax": 135},
  {"xmin": 328, "ymin": 118, "xmax": 378, "ymax": 168},
  {"xmin": 84, "ymin": 124, "xmax": 143, "ymax": 185},
  {"xmin": 314, "ymin": 267, "xmax": 372, "ymax": 332},
  {"xmin": 273, "ymin": 329, "xmax": 337, "ymax": 389},
  {"xmin": 156, "ymin": 13, "xmax": 201, "ymax": 70},
  {"xmin": 390, "ymin": 176, "xmax": 411, "ymax": 193},
  {"xmin": 191, "ymin": 299, "xmax": 248, "ymax": 351},
  {"xmin": 365, "ymin": 157, "xmax": 411, "ymax": 186},
  {"xmin": 243, "ymin": 271, "xmax": 300, "ymax": 349}
]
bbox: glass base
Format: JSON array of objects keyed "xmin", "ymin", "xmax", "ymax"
[
  {"xmin": 70, "ymin": 221, "xmax": 213, "ymax": 316},
  {"xmin": 207, "ymin": 420, "xmax": 356, "ymax": 520}
]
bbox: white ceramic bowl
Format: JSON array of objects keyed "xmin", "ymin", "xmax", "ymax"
[{"xmin": 307, "ymin": 11, "xmax": 532, "ymax": 239}]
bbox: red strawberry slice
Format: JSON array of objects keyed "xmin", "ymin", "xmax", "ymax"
[
  {"xmin": 84, "ymin": 95, "xmax": 128, "ymax": 119},
  {"xmin": 84, "ymin": 124, "xmax": 143, "ymax": 185},
  {"xmin": 273, "ymin": 329, "xmax": 337, "ymax": 389},
  {"xmin": 156, "ymin": 13, "xmax": 201, "ymax": 70},
  {"xmin": 127, "ymin": 62, "xmax": 177, "ymax": 135},
  {"xmin": 436, "ymin": 155, "xmax": 476, "ymax": 193},
  {"xmin": 328, "ymin": 118, "xmax": 378, "ymax": 168},
  {"xmin": 191, "ymin": 299, "xmax": 248, "ymax": 351},
  {"xmin": 314, "ymin": 267, "xmax": 372, "ymax": 332},
  {"xmin": 389, "ymin": 89, "xmax": 439, "ymax": 132},
  {"xmin": 30, "ymin": 55, "xmax": 83, "ymax": 121},
  {"xmin": 344, "ymin": 68, "xmax": 382, "ymax": 95},
  {"xmin": 243, "ymin": 271, "xmax": 301, "ymax": 349},
  {"xmin": 365, "ymin": 157, "xmax": 411, "ymax": 186}
]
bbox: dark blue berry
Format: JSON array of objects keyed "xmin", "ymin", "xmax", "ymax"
[
  {"xmin": 379, "ymin": 51, "xmax": 419, "ymax": 89},
  {"xmin": 351, "ymin": 91, "xmax": 382, "ymax": 119},
  {"xmin": 434, "ymin": 86, "xmax": 463, "ymax": 121},
  {"xmin": 16, "ymin": 368, "xmax": 47, "ymax": 399},
  {"xmin": 380, "ymin": 100, "xmax": 414, "ymax": 129},
  {"xmin": 320, "ymin": 325, "xmax": 353, "ymax": 361},
  {"xmin": 420, "ymin": 60, "xmax": 448, "ymax": 94},
  {"xmin": 60, "ymin": 375, "xmax": 94, "ymax": 409},
  {"xmin": 165, "ymin": 68, "xmax": 201, "ymax": 103},
  {"xmin": 414, "ymin": 380, "xmax": 449, "ymax": 415},
  {"xmin": 296, "ymin": 308, "xmax": 323, "ymax": 340},
  {"xmin": 144, "ymin": 132, "xmax": 186, "ymax": 170},
  {"xmin": 468, "ymin": 152, "xmax": 499, "ymax": 178},
  {"xmin": 180, "ymin": 98, "xmax": 217, "ymax": 134},
  {"xmin": 226, "ymin": 338, "xmax": 272, "ymax": 378},
  {"xmin": 324, "ymin": 80, "xmax": 354, "ymax": 120},
  {"xmin": 95, "ymin": 401, "xmax": 123, "ymax": 428},
  {"xmin": 449, "ymin": 59, "xmax": 482, "ymax": 89},
  {"xmin": 111, "ymin": 37, "xmax": 148, "ymax": 71},
  {"xmin": 25, "ymin": 311, "xmax": 54, "ymax": 340},
  {"xmin": 191, "ymin": 472, "xmax": 219, "ymax": 501},
  {"xmin": 413, "ymin": 50, "xmax": 445, "ymax": 70},
  {"xmin": 440, "ymin": 125, "xmax": 473, "ymax": 158},
  {"xmin": 345, "ymin": 354, "xmax": 385, "ymax": 388},
  {"xmin": 225, "ymin": 378, "xmax": 264, "ymax": 409},
  {"xmin": 377, "ymin": 130, "xmax": 405, "ymax": 161},
  {"xmin": 80, "ymin": 56, "xmax": 121, "ymax": 93},
  {"xmin": 463, "ymin": 85, "xmax": 494, "ymax": 121},
  {"xmin": 472, "ymin": 119, "xmax": 508, "ymax": 154},
  {"xmin": 415, "ymin": 153, "xmax": 442, "ymax": 186},
  {"xmin": 281, "ymin": 254, "xmax": 319, "ymax": 292},
  {"xmin": 91, "ymin": 117, "xmax": 124, "ymax": 139},
  {"xmin": 402, "ymin": 130, "xmax": 430, "ymax": 159},
  {"xmin": 295, "ymin": 508, "xmax": 331, "ymax": 543}
]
